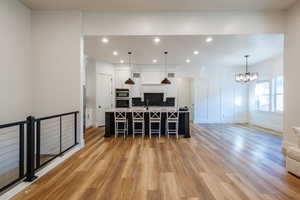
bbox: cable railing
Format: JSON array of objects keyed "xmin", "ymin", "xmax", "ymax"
[
  {"xmin": 0, "ymin": 121, "xmax": 26, "ymax": 192},
  {"xmin": 35, "ymin": 112, "xmax": 78, "ymax": 169},
  {"xmin": 0, "ymin": 111, "xmax": 79, "ymax": 193}
]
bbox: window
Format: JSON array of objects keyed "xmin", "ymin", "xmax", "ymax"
[
  {"xmin": 255, "ymin": 76, "xmax": 284, "ymax": 113},
  {"xmin": 272, "ymin": 76, "xmax": 284, "ymax": 112},
  {"xmin": 255, "ymin": 81, "xmax": 271, "ymax": 112}
]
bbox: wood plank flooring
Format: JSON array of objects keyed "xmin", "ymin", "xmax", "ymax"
[{"xmin": 12, "ymin": 124, "xmax": 300, "ymax": 200}]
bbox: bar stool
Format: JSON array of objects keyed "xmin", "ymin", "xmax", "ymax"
[
  {"xmin": 149, "ymin": 111, "xmax": 161, "ymax": 138},
  {"xmin": 114, "ymin": 111, "xmax": 128, "ymax": 138},
  {"xmin": 166, "ymin": 111, "xmax": 179, "ymax": 139},
  {"xmin": 132, "ymin": 111, "xmax": 145, "ymax": 138}
]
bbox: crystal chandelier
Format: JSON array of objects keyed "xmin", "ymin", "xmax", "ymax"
[{"xmin": 235, "ymin": 55, "xmax": 258, "ymax": 83}]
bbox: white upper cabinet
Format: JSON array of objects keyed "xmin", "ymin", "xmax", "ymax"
[
  {"xmin": 141, "ymin": 71, "xmax": 164, "ymax": 85},
  {"xmin": 114, "ymin": 68, "xmax": 178, "ymax": 99},
  {"xmin": 115, "ymin": 69, "xmax": 131, "ymax": 89}
]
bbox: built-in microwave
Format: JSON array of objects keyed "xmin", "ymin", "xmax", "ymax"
[{"xmin": 116, "ymin": 89, "xmax": 129, "ymax": 98}]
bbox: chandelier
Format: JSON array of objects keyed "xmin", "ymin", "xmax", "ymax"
[{"xmin": 235, "ymin": 55, "xmax": 258, "ymax": 83}]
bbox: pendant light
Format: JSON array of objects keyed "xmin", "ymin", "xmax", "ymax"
[
  {"xmin": 235, "ymin": 55, "xmax": 258, "ymax": 83},
  {"xmin": 124, "ymin": 52, "xmax": 135, "ymax": 85},
  {"xmin": 161, "ymin": 51, "xmax": 171, "ymax": 85}
]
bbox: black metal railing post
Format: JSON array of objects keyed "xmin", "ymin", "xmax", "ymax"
[
  {"xmin": 19, "ymin": 124, "xmax": 25, "ymax": 179},
  {"xmin": 36, "ymin": 120, "xmax": 41, "ymax": 169},
  {"xmin": 25, "ymin": 116, "xmax": 38, "ymax": 182},
  {"xmin": 59, "ymin": 116, "xmax": 62, "ymax": 153},
  {"xmin": 74, "ymin": 112, "xmax": 78, "ymax": 144}
]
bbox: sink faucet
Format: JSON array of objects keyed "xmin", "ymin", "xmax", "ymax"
[{"xmin": 145, "ymin": 99, "xmax": 149, "ymax": 110}]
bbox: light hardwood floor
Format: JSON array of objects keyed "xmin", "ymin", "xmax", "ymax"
[{"xmin": 12, "ymin": 124, "xmax": 300, "ymax": 200}]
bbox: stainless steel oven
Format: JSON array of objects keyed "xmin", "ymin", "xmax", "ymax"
[
  {"xmin": 116, "ymin": 99, "xmax": 130, "ymax": 108},
  {"xmin": 115, "ymin": 89, "xmax": 130, "ymax": 108}
]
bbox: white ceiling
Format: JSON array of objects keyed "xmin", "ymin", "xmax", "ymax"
[
  {"xmin": 84, "ymin": 35, "xmax": 284, "ymax": 68},
  {"xmin": 21, "ymin": 0, "xmax": 296, "ymax": 11}
]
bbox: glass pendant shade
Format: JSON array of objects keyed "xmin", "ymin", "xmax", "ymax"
[
  {"xmin": 125, "ymin": 52, "xmax": 135, "ymax": 85},
  {"xmin": 235, "ymin": 55, "xmax": 259, "ymax": 83},
  {"xmin": 250, "ymin": 72, "xmax": 259, "ymax": 81},
  {"xmin": 161, "ymin": 51, "xmax": 171, "ymax": 85}
]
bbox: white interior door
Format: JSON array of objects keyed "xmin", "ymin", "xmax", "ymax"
[{"xmin": 96, "ymin": 74, "xmax": 112, "ymax": 126}]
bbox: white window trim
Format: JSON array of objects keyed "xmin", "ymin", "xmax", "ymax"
[
  {"xmin": 272, "ymin": 76, "xmax": 283, "ymax": 113},
  {"xmin": 255, "ymin": 76, "xmax": 283, "ymax": 114},
  {"xmin": 255, "ymin": 80, "xmax": 271, "ymax": 112}
]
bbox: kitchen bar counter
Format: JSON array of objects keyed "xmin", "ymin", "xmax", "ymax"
[
  {"xmin": 105, "ymin": 108, "xmax": 190, "ymax": 138},
  {"xmin": 105, "ymin": 107, "xmax": 189, "ymax": 113}
]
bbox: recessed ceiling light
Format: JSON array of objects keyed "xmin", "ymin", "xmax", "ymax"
[
  {"xmin": 206, "ymin": 37, "xmax": 213, "ymax": 43},
  {"xmin": 120, "ymin": 60, "xmax": 124, "ymax": 64},
  {"xmin": 152, "ymin": 59, "xmax": 158, "ymax": 63},
  {"xmin": 113, "ymin": 51, "xmax": 118, "ymax": 56},
  {"xmin": 154, "ymin": 37, "xmax": 160, "ymax": 43},
  {"xmin": 186, "ymin": 59, "xmax": 191, "ymax": 63},
  {"xmin": 101, "ymin": 37, "xmax": 109, "ymax": 43},
  {"xmin": 193, "ymin": 51, "xmax": 199, "ymax": 55}
]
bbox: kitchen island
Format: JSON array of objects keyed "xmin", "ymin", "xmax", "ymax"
[{"xmin": 105, "ymin": 108, "xmax": 190, "ymax": 138}]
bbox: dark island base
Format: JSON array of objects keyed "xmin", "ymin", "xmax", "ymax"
[{"xmin": 105, "ymin": 112, "xmax": 190, "ymax": 138}]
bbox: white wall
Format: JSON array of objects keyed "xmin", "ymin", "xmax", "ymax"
[
  {"xmin": 83, "ymin": 11, "xmax": 285, "ymax": 36},
  {"xmin": 284, "ymin": 1, "xmax": 300, "ymax": 147},
  {"xmin": 0, "ymin": 0, "xmax": 32, "ymax": 124},
  {"xmin": 31, "ymin": 11, "xmax": 83, "ymax": 147},
  {"xmin": 0, "ymin": 9, "xmax": 85, "ymax": 163},
  {"xmin": 194, "ymin": 65, "xmax": 248, "ymax": 123},
  {"xmin": 248, "ymin": 56, "xmax": 283, "ymax": 132},
  {"xmin": 0, "ymin": 0, "xmax": 32, "ymax": 177},
  {"xmin": 177, "ymin": 78, "xmax": 192, "ymax": 108},
  {"xmin": 97, "ymin": 61, "xmax": 116, "ymax": 76},
  {"xmin": 31, "ymin": 11, "xmax": 82, "ymax": 117},
  {"xmin": 177, "ymin": 78, "xmax": 193, "ymax": 121}
]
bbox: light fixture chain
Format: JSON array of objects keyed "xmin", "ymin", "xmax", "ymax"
[
  {"xmin": 245, "ymin": 55, "xmax": 249, "ymax": 73},
  {"xmin": 129, "ymin": 52, "xmax": 132, "ymax": 78},
  {"xmin": 165, "ymin": 52, "xmax": 167, "ymax": 74}
]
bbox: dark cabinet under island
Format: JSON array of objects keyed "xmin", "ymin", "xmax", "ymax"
[{"xmin": 105, "ymin": 109, "xmax": 190, "ymax": 138}]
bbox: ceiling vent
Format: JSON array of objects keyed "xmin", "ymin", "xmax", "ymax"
[
  {"xmin": 167, "ymin": 73, "xmax": 175, "ymax": 78},
  {"xmin": 133, "ymin": 73, "xmax": 141, "ymax": 78}
]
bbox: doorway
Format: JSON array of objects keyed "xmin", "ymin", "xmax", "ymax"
[{"xmin": 96, "ymin": 73, "xmax": 113, "ymax": 126}]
